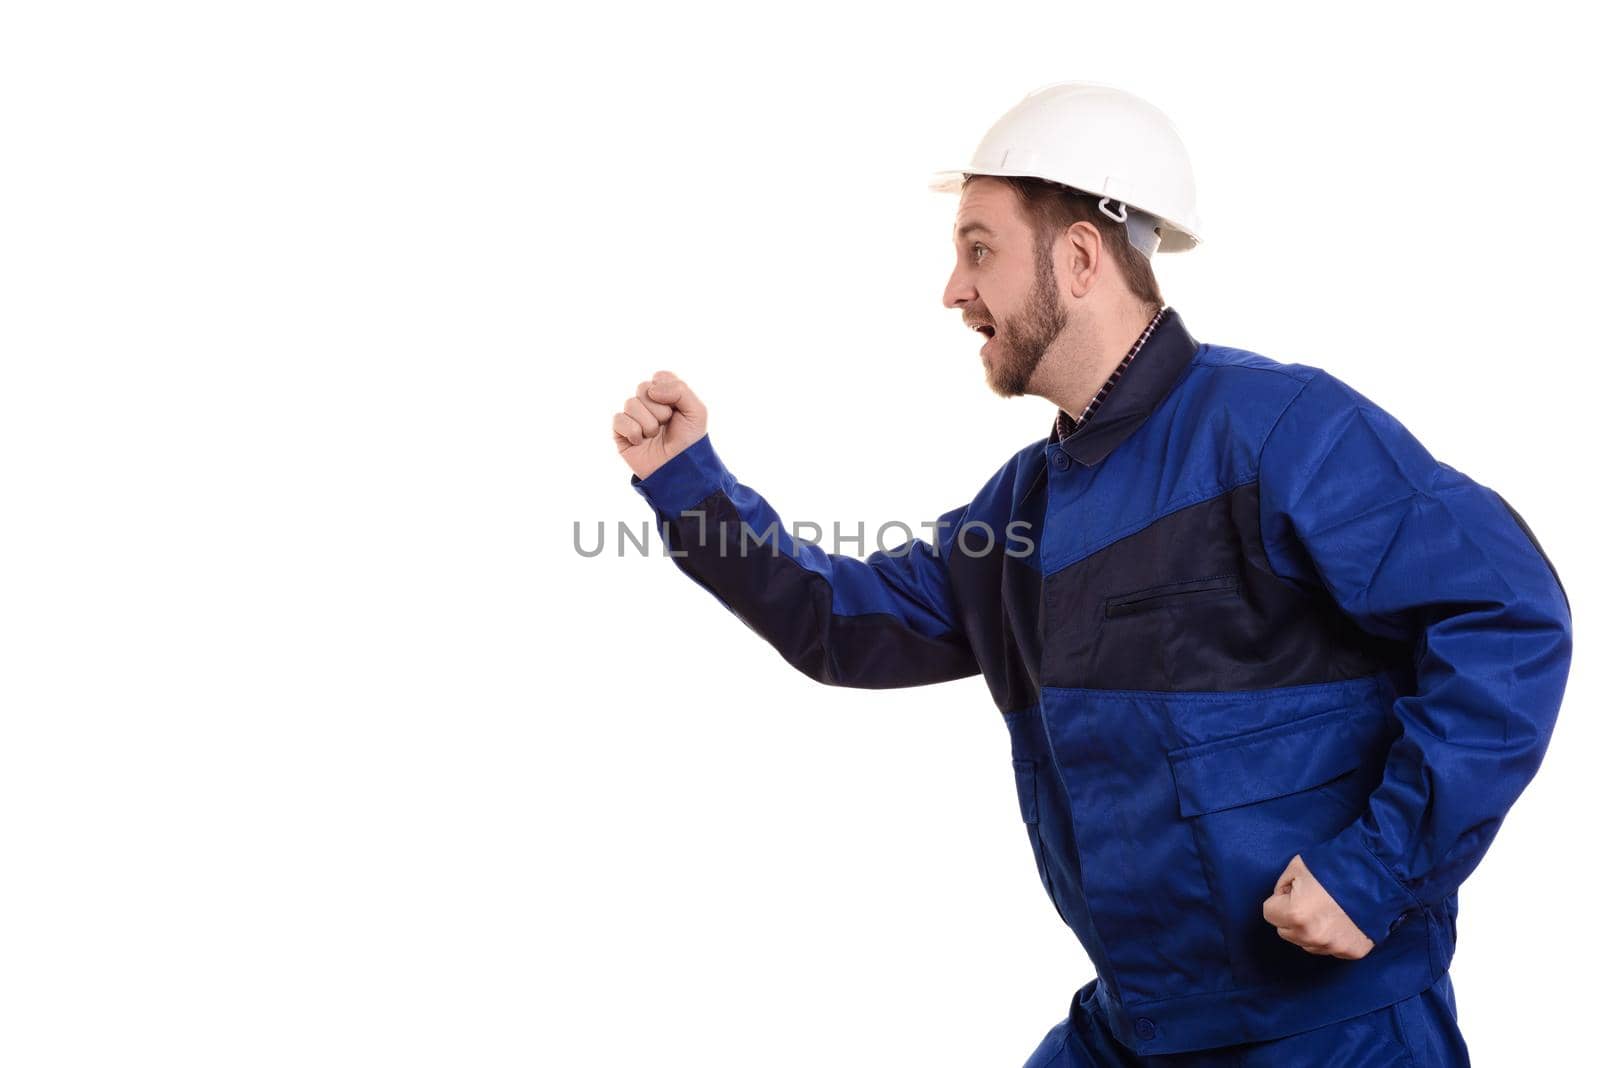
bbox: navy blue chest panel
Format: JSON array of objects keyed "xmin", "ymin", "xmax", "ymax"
[{"xmin": 949, "ymin": 475, "xmax": 1408, "ymax": 713}]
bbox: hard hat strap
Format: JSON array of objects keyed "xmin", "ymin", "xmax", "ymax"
[
  {"xmin": 1096, "ymin": 196, "xmax": 1160, "ymax": 258},
  {"xmin": 1097, "ymin": 197, "xmax": 1129, "ymax": 223}
]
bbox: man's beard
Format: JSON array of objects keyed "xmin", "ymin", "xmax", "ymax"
[{"xmin": 985, "ymin": 262, "xmax": 1069, "ymax": 398}]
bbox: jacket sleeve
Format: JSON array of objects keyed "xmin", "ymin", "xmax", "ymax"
[
  {"xmin": 630, "ymin": 433, "xmax": 982, "ymax": 689},
  {"xmin": 1257, "ymin": 369, "xmax": 1573, "ymax": 947}
]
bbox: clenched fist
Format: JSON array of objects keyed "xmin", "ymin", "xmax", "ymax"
[
  {"xmin": 612, "ymin": 370, "xmax": 708, "ymax": 481},
  {"xmin": 1262, "ymin": 853, "xmax": 1375, "ymax": 960}
]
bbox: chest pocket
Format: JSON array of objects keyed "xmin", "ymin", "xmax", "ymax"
[{"xmin": 1104, "ymin": 574, "xmax": 1240, "ymax": 619}]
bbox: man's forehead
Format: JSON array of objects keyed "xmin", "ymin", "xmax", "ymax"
[{"xmin": 953, "ymin": 182, "xmax": 1016, "ymax": 238}]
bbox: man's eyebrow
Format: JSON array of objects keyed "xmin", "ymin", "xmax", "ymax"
[{"xmin": 955, "ymin": 222, "xmax": 996, "ymax": 240}]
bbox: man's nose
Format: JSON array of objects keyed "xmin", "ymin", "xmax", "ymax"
[{"xmin": 943, "ymin": 264, "xmax": 974, "ymax": 310}]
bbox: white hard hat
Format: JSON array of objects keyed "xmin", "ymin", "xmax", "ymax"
[{"xmin": 929, "ymin": 82, "xmax": 1202, "ymax": 256}]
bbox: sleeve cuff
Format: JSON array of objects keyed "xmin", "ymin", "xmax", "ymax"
[
  {"xmin": 629, "ymin": 433, "xmax": 734, "ymax": 516},
  {"xmin": 1298, "ymin": 825, "xmax": 1423, "ymax": 947}
]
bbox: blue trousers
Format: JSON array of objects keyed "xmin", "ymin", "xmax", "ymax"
[{"xmin": 1024, "ymin": 972, "xmax": 1469, "ymax": 1067}]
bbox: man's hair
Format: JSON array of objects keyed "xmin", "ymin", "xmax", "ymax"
[{"xmin": 966, "ymin": 174, "xmax": 1164, "ymax": 314}]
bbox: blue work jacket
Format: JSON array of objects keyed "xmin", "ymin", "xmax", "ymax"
[{"xmin": 630, "ymin": 307, "xmax": 1573, "ymax": 1055}]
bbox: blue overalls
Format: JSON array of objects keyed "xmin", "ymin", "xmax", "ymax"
[
  {"xmin": 1025, "ymin": 970, "xmax": 1468, "ymax": 1066},
  {"xmin": 631, "ymin": 308, "xmax": 1571, "ymax": 1063}
]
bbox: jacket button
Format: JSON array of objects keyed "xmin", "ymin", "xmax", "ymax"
[
  {"xmin": 1051, "ymin": 450, "xmax": 1070, "ymax": 470},
  {"xmin": 1135, "ymin": 1018, "xmax": 1157, "ymax": 1041}
]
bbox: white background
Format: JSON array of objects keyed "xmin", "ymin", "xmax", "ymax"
[{"xmin": 2, "ymin": 2, "xmax": 1593, "ymax": 1064}]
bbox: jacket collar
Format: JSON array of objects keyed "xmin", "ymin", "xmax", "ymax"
[{"xmin": 1055, "ymin": 306, "xmax": 1200, "ymax": 467}]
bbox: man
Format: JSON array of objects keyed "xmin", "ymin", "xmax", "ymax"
[{"xmin": 610, "ymin": 83, "xmax": 1572, "ymax": 1065}]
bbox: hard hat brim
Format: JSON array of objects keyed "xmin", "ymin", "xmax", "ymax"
[{"xmin": 926, "ymin": 167, "xmax": 1200, "ymax": 253}]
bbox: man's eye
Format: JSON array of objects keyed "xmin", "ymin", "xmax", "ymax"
[{"xmin": 971, "ymin": 243, "xmax": 989, "ymax": 263}]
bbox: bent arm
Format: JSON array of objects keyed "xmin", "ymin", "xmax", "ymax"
[
  {"xmin": 632, "ymin": 434, "xmax": 980, "ymax": 689},
  {"xmin": 1258, "ymin": 370, "xmax": 1573, "ymax": 946}
]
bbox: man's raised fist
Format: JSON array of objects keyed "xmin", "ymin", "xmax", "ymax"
[{"xmin": 612, "ymin": 370, "xmax": 708, "ymax": 481}]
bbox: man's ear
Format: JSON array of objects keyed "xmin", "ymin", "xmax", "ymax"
[{"xmin": 1060, "ymin": 220, "xmax": 1103, "ymax": 299}]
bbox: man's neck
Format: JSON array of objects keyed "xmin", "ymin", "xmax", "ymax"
[{"xmin": 1033, "ymin": 303, "xmax": 1159, "ymax": 418}]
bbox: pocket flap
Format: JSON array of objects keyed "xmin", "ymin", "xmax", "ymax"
[{"xmin": 1167, "ymin": 705, "xmax": 1385, "ymax": 817}]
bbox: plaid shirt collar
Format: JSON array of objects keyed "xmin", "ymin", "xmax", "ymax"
[{"xmin": 1053, "ymin": 305, "xmax": 1168, "ymax": 444}]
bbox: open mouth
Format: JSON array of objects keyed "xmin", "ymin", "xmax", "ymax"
[{"xmin": 974, "ymin": 324, "xmax": 996, "ymax": 359}]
